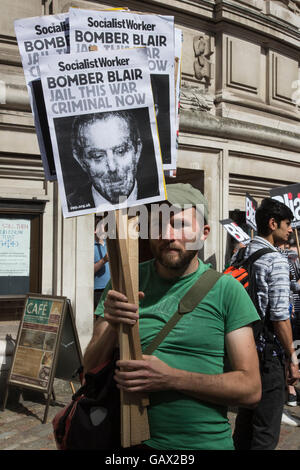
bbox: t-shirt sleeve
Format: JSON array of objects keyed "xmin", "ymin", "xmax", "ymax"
[
  {"xmin": 221, "ymin": 274, "xmax": 260, "ymax": 334},
  {"xmin": 94, "ymin": 281, "xmax": 112, "ymax": 316}
]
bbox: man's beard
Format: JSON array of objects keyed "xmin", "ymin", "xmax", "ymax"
[{"xmin": 151, "ymin": 241, "xmax": 198, "ymax": 271}]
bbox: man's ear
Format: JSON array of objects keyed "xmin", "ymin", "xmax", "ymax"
[
  {"xmin": 268, "ymin": 217, "xmax": 277, "ymax": 232},
  {"xmin": 200, "ymin": 224, "xmax": 210, "ymax": 241}
]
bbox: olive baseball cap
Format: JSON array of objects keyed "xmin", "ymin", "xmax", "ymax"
[{"xmin": 165, "ymin": 183, "xmax": 209, "ymax": 223}]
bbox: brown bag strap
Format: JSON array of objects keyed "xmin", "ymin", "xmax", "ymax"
[{"xmin": 144, "ymin": 269, "xmax": 223, "ymax": 355}]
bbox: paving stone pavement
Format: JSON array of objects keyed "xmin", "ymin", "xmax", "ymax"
[
  {"xmin": 0, "ymin": 379, "xmax": 76, "ymax": 451},
  {"xmin": 1, "ymin": 379, "xmax": 300, "ymax": 451}
]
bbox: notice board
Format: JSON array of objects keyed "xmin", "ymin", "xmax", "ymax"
[{"xmin": 3, "ymin": 294, "xmax": 83, "ymax": 422}]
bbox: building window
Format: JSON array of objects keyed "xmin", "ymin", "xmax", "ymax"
[{"xmin": 0, "ymin": 201, "xmax": 44, "ymax": 296}]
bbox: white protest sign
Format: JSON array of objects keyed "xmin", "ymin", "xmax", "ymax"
[
  {"xmin": 39, "ymin": 47, "xmax": 166, "ymax": 218},
  {"xmin": 68, "ymin": 8, "xmax": 176, "ymax": 170},
  {"xmin": 220, "ymin": 219, "xmax": 251, "ymax": 244},
  {"xmin": 270, "ymin": 183, "xmax": 300, "ymax": 229},
  {"xmin": 14, "ymin": 13, "xmax": 70, "ymax": 181},
  {"xmin": 245, "ymin": 192, "xmax": 257, "ymax": 231}
]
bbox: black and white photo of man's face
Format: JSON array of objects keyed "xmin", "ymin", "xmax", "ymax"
[{"xmin": 75, "ymin": 114, "xmax": 142, "ymax": 204}]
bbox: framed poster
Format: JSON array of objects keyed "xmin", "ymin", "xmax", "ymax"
[{"xmin": 0, "ymin": 218, "xmax": 30, "ymax": 277}]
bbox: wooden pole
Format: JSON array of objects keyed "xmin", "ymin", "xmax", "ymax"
[
  {"xmin": 106, "ymin": 233, "xmax": 131, "ymax": 448},
  {"xmin": 294, "ymin": 228, "xmax": 300, "ymax": 260},
  {"xmin": 106, "ymin": 210, "xmax": 150, "ymax": 448}
]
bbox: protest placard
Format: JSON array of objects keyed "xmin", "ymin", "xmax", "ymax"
[
  {"xmin": 220, "ymin": 218, "xmax": 251, "ymax": 244},
  {"xmin": 39, "ymin": 46, "xmax": 166, "ymax": 218},
  {"xmin": 14, "ymin": 13, "xmax": 70, "ymax": 181},
  {"xmin": 68, "ymin": 8, "xmax": 176, "ymax": 170},
  {"xmin": 270, "ymin": 183, "xmax": 300, "ymax": 229},
  {"xmin": 245, "ymin": 192, "xmax": 257, "ymax": 232}
]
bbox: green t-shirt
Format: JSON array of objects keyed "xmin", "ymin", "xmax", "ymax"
[{"xmin": 95, "ymin": 259, "xmax": 259, "ymax": 450}]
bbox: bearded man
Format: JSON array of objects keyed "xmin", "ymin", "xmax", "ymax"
[{"xmin": 84, "ymin": 183, "xmax": 261, "ymax": 450}]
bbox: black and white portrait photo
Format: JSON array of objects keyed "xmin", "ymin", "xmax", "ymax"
[{"xmin": 53, "ymin": 108, "xmax": 161, "ymax": 213}]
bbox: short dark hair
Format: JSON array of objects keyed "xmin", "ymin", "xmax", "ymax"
[{"xmin": 255, "ymin": 197, "xmax": 293, "ymax": 236}]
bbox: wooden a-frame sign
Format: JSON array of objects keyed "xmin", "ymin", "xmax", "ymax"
[{"xmin": 2, "ymin": 294, "xmax": 83, "ymax": 424}]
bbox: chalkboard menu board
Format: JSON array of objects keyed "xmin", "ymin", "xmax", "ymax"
[{"xmin": 2, "ymin": 294, "xmax": 83, "ymax": 422}]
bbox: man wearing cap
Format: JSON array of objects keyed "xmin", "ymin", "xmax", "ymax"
[{"xmin": 84, "ymin": 183, "xmax": 261, "ymax": 450}]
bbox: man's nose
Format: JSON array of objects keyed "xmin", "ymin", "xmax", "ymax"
[
  {"xmin": 161, "ymin": 224, "xmax": 176, "ymax": 241},
  {"xmin": 106, "ymin": 151, "xmax": 118, "ymax": 172}
]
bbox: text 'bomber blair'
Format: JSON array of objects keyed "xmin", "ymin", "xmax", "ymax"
[{"xmin": 46, "ymin": 68, "xmax": 143, "ymax": 88}]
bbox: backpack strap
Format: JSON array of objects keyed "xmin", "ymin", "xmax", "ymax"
[
  {"xmin": 243, "ymin": 247, "xmax": 275, "ymax": 266},
  {"xmin": 144, "ymin": 269, "xmax": 223, "ymax": 355}
]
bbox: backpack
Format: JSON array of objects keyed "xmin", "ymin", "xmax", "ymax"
[
  {"xmin": 52, "ymin": 268, "xmax": 222, "ymax": 450},
  {"xmin": 52, "ymin": 352, "xmax": 120, "ymax": 450},
  {"xmin": 224, "ymin": 246, "xmax": 275, "ymax": 343}
]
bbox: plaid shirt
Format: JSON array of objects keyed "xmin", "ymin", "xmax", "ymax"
[{"xmin": 237, "ymin": 236, "xmax": 290, "ymax": 356}]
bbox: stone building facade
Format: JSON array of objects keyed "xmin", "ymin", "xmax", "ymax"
[{"xmin": 0, "ymin": 0, "xmax": 300, "ymax": 368}]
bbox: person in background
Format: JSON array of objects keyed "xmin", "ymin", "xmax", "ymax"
[
  {"xmin": 281, "ymin": 234, "xmax": 300, "ymax": 411},
  {"xmin": 233, "ymin": 240, "xmax": 246, "ymax": 255},
  {"xmin": 224, "ymin": 240, "xmax": 246, "ymax": 270},
  {"xmin": 233, "ymin": 198, "xmax": 300, "ymax": 449},
  {"xmin": 94, "ymin": 215, "xmax": 110, "ymax": 319}
]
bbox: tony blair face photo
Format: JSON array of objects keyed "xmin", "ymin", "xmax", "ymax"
[
  {"xmin": 53, "ymin": 108, "xmax": 160, "ymax": 213},
  {"xmin": 72, "ymin": 111, "xmax": 142, "ymax": 204}
]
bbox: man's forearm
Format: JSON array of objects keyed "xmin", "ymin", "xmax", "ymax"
[
  {"xmin": 115, "ymin": 352, "xmax": 261, "ymax": 408},
  {"xmin": 83, "ymin": 320, "xmax": 117, "ymax": 373},
  {"xmin": 94, "ymin": 258, "xmax": 106, "ymax": 273},
  {"xmin": 169, "ymin": 368, "xmax": 261, "ymax": 408}
]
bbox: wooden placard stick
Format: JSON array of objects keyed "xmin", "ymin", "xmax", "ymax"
[
  {"xmin": 294, "ymin": 228, "xmax": 300, "ymax": 259},
  {"xmin": 116, "ymin": 211, "xmax": 143, "ymax": 359},
  {"xmin": 117, "ymin": 212, "xmax": 150, "ymax": 446},
  {"xmin": 106, "ymin": 210, "xmax": 150, "ymax": 447},
  {"xmin": 115, "ymin": 211, "xmax": 150, "ymax": 446},
  {"xmin": 106, "ymin": 231, "xmax": 131, "ymax": 448}
]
